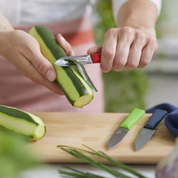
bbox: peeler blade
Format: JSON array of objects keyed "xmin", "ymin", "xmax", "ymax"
[
  {"xmin": 54, "ymin": 59, "xmax": 70, "ymax": 67},
  {"xmin": 55, "ymin": 54, "xmax": 92, "ymax": 67}
]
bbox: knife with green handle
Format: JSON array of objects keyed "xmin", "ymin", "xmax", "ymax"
[{"xmin": 108, "ymin": 108, "xmax": 145, "ymax": 150}]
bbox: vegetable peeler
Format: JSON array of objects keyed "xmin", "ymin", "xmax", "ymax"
[{"xmin": 55, "ymin": 53, "xmax": 101, "ymax": 67}]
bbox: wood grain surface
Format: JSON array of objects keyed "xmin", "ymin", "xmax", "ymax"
[{"xmin": 29, "ymin": 112, "xmax": 175, "ymax": 164}]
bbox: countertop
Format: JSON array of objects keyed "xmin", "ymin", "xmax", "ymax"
[{"xmin": 22, "ymin": 164, "xmax": 156, "ymax": 178}]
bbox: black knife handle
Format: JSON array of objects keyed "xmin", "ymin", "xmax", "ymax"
[{"xmin": 144, "ymin": 109, "xmax": 167, "ymax": 130}]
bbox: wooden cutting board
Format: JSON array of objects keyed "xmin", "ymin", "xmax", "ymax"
[{"xmin": 29, "ymin": 112, "xmax": 175, "ymax": 164}]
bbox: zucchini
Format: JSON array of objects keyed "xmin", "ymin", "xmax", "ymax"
[
  {"xmin": 29, "ymin": 25, "xmax": 94, "ymax": 108},
  {"xmin": 0, "ymin": 105, "xmax": 46, "ymax": 140}
]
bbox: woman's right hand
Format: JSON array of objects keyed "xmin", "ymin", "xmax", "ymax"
[{"xmin": 0, "ymin": 30, "xmax": 73, "ymax": 95}]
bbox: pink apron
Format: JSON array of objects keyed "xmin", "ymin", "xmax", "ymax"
[{"xmin": 0, "ymin": 15, "xmax": 104, "ymax": 112}]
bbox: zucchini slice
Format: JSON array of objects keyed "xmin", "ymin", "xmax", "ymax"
[
  {"xmin": 29, "ymin": 25, "xmax": 95, "ymax": 108},
  {"xmin": 0, "ymin": 105, "xmax": 46, "ymax": 140}
]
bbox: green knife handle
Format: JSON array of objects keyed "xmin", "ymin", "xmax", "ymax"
[{"xmin": 120, "ymin": 108, "xmax": 145, "ymax": 129}]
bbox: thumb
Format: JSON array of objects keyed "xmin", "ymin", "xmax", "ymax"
[{"xmin": 30, "ymin": 52, "xmax": 56, "ymax": 82}]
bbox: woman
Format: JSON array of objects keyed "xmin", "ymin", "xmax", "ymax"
[{"xmin": 0, "ymin": 0, "xmax": 160, "ymax": 112}]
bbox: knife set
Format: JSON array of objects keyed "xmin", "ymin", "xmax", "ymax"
[{"xmin": 108, "ymin": 108, "xmax": 167, "ymax": 151}]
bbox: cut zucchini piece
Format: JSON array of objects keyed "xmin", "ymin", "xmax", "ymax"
[{"xmin": 0, "ymin": 105, "xmax": 46, "ymax": 140}]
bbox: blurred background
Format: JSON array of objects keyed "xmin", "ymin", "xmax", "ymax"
[
  {"xmin": 92, "ymin": 0, "xmax": 178, "ymax": 112},
  {"xmin": 1, "ymin": 1, "xmax": 178, "ymax": 177}
]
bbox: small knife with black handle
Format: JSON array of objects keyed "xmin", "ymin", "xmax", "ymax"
[{"xmin": 135, "ymin": 109, "xmax": 168, "ymax": 151}]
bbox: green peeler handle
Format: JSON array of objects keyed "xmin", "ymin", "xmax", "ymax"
[{"xmin": 120, "ymin": 108, "xmax": 145, "ymax": 129}]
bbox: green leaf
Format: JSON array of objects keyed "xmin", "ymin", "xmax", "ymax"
[
  {"xmin": 59, "ymin": 166, "xmax": 106, "ymax": 178},
  {"xmin": 0, "ymin": 130, "xmax": 41, "ymax": 178},
  {"xmin": 57, "ymin": 145, "xmax": 146, "ymax": 178}
]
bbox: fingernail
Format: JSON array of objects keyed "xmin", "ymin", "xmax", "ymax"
[
  {"xmin": 46, "ymin": 70, "xmax": 55, "ymax": 81},
  {"xmin": 72, "ymin": 51, "xmax": 75, "ymax": 56},
  {"xmin": 60, "ymin": 35, "xmax": 66, "ymax": 43}
]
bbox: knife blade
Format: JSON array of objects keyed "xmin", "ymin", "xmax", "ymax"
[
  {"xmin": 108, "ymin": 108, "xmax": 145, "ymax": 150},
  {"xmin": 135, "ymin": 109, "xmax": 167, "ymax": 151},
  {"xmin": 55, "ymin": 53, "xmax": 101, "ymax": 66}
]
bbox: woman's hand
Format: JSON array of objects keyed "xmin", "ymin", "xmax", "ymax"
[
  {"xmin": 88, "ymin": 27, "xmax": 158, "ymax": 73},
  {"xmin": 0, "ymin": 30, "xmax": 73, "ymax": 95}
]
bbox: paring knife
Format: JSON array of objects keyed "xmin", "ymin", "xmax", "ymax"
[
  {"xmin": 135, "ymin": 109, "xmax": 167, "ymax": 151},
  {"xmin": 55, "ymin": 53, "xmax": 101, "ymax": 67},
  {"xmin": 108, "ymin": 108, "xmax": 145, "ymax": 150}
]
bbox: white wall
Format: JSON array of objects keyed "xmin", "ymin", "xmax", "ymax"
[{"xmin": 144, "ymin": 0, "xmax": 178, "ymax": 109}]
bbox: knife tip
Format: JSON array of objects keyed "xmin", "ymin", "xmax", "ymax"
[
  {"xmin": 134, "ymin": 144, "xmax": 142, "ymax": 151},
  {"xmin": 135, "ymin": 147, "xmax": 139, "ymax": 151},
  {"xmin": 108, "ymin": 143, "xmax": 117, "ymax": 150},
  {"xmin": 108, "ymin": 146, "xmax": 113, "ymax": 150}
]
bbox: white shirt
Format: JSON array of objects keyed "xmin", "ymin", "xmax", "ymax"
[
  {"xmin": 0, "ymin": 0, "xmax": 93, "ymax": 25},
  {"xmin": 112, "ymin": 0, "xmax": 162, "ymax": 23},
  {"xmin": 0, "ymin": 0, "xmax": 162, "ymax": 25}
]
